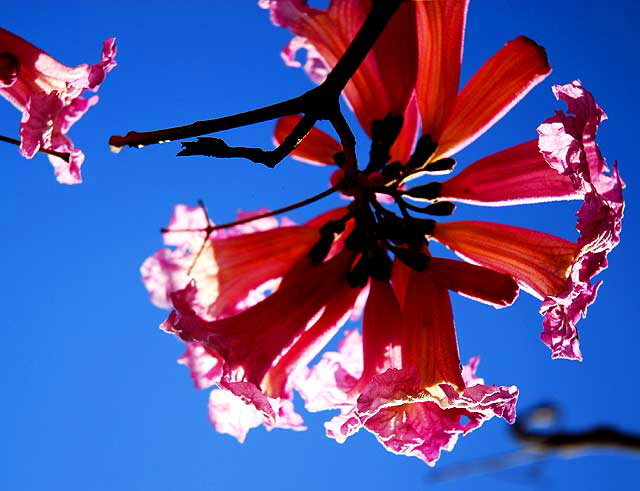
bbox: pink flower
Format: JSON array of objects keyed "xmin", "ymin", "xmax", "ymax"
[
  {"xmin": 0, "ymin": 28, "xmax": 116, "ymax": 183},
  {"xmin": 142, "ymin": 0, "xmax": 622, "ymax": 462}
]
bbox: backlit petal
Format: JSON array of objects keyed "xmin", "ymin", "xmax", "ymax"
[
  {"xmin": 433, "ymin": 36, "xmax": 550, "ymax": 160},
  {"xmin": 142, "ymin": 204, "xmax": 321, "ymax": 319},
  {"xmin": 177, "ymin": 342, "xmax": 223, "ymax": 390},
  {"xmin": 416, "ymin": 0, "xmax": 468, "ymax": 140},
  {"xmin": 401, "ymin": 269, "xmax": 463, "ymax": 390},
  {"xmin": 429, "ymin": 257, "xmax": 519, "ymax": 308},
  {"xmin": 296, "ymin": 329, "xmax": 363, "ymax": 413},
  {"xmin": 360, "ymin": 280, "xmax": 403, "ymax": 387},
  {"xmin": 260, "ymin": 0, "xmax": 416, "ymax": 133},
  {"xmin": 263, "ymin": 284, "xmax": 362, "ymax": 398},
  {"xmin": 163, "ymin": 251, "xmax": 355, "ymax": 388},
  {"xmin": 440, "ymin": 140, "xmax": 581, "ymax": 206},
  {"xmin": 357, "ymin": 364, "xmax": 517, "ymax": 466},
  {"xmin": 433, "ymin": 221, "xmax": 576, "ymax": 299},
  {"xmin": 537, "ymin": 81, "xmax": 624, "ymax": 360}
]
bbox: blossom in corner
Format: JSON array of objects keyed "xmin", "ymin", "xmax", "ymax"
[{"xmin": 0, "ymin": 28, "xmax": 116, "ymax": 183}]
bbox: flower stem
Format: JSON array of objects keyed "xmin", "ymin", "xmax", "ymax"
[{"xmin": 0, "ymin": 134, "xmax": 71, "ymax": 162}]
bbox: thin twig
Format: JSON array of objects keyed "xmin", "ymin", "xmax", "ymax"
[
  {"xmin": 1, "ymin": 134, "xmax": 71, "ymax": 162},
  {"xmin": 162, "ymin": 186, "xmax": 339, "ymax": 234}
]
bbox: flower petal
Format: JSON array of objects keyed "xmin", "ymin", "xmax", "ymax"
[
  {"xmin": 432, "ymin": 221, "xmax": 576, "ymax": 299},
  {"xmin": 296, "ymin": 329, "xmax": 363, "ymax": 413},
  {"xmin": 274, "ymin": 115, "xmax": 342, "ymax": 166},
  {"xmin": 390, "ymin": 93, "xmax": 420, "ymax": 163},
  {"xmin": 401, "ymin": 269, "xmax": 463, "ymax": 390},
  {"xmin": 360, "ymin": 280, "xmax": 403, "ymax": 387},
  {"xmin": 433, "ymin": 36, "xmax": 551, "ymax": 160},
  {"xmin": 428, "ymin": 257, "xmax": 519, "ymax": 308},
  {"xmin": 263, "ymin": 283, "xmax": 362, "ymax": 398},
  {"xmin": 207, "ymin": 388, "xmax": 266, "ymax": 443},
  {"xmin": 163, "ymin": 251, "xmax": 356, "ymax": 389},
  {"xmin": 357, "ymin": 365, "xmax": 518, "ymax": 466},
  {"xmin": 209, "ymin": 381, "xmax": 305, "ymax": 442},
  {"xmin": 324, "ymin": 408, "xmax": 361, "ymax": 443},
  {"xmin": 177, "ymin": 342, "xmax": 223, "ymax": 390},
  {"xmin": 47, "ymin": 131, "xmax": 85, "ymax": 184},
  {"xmin": 537, "ymin": 81, "xmax": 624, "ymax": 360},
  {"xmin": 261, "ymin": 0, "xmax": 416, "ymax": 133},
  {"xmin": 142, "ymin": 204, "xmax": 321, "ymax": 319},
  {"xmin": 415, "ymin": 0, "xmax": 468, "ymax": 140},
  {"xmin": 439, "ymin": 140, "xmax": 581, "ymax": 206},
  {"xmin": 19, "ymin": 90, "xmax": 63, "ymax": 158}
]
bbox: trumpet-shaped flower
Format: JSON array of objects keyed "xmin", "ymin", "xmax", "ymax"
[
  {"xmin": 0, "ymin": 28, "xmax": 116, "ymax": 183},
  {"xmin": 142, "ymin": 0, "xmax": 623, "ymax": 464}
]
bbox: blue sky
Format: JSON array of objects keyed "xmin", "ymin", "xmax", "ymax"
[{"xmin": 2, "ymin": 1, "xmax": 639, "ymax": 490}]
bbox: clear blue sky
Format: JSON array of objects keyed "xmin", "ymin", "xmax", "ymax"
[{"xmin": 1, "ymin": 1, "xmax": 639, "ymax": 490}]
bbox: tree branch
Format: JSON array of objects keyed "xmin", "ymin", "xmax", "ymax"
[
  {"xmin": 177, "ymin": 113, "xmax": 317, "ymax": 168},
  {"xmin": 108, "ymin": 0, "xmax": 404, "ymax": 170}
]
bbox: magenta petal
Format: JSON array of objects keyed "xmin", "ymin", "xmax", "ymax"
[
  {"xmin": 324, "ymin": 408, "xmax": 362, "ymax": 444},
  {"xmin": 208, "ymin": 380, "xmax": 305, "ymax": 443},
  {"xmin": 208, "ymin": 388, "xmax": 305, "ymax": 443},
  {"xmin": 537, "ymin": 81, "xmax": 624, "ymax": 360},
  {"xmin": 178, "ymin": 342, "xmax": 223, "ymax": 390},
  {"xmin": 19, "ymin": 91, "xmax": 63, "ymax": 158},
  {"xmin": 357, "ymin": 364, "xmax": 517, "ymax": 466},
  {"xmin": 55, "ymin": 94, "xmax": 99, "ymax": 134},
  {"xmin": 296, "ymin": 329, "xmax": 363, "ymax": 413},
  {"xmin": 47, "ymin": 131, "xmax": 85, "ymax": 184},
  {"xmin": 221, "ymin": 380, "xmax": 277, "ymax": 422},
  {"xmin": 208, "ymin": 389, "xmax": 266, "ymax": 443},
  {"xmin": 87, "ymin": 38, "xmax": 117, "ymax": 90}
]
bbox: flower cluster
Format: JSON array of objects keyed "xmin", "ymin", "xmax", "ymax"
[
  {"xmin": 142, "ymin": 0, "xmax": 623, "ymax": 465},
  {"xmin": 0, "ymin": 28, "xmax": 116, "ymax": 183}
]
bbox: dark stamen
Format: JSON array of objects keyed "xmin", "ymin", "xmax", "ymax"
[
  {"xmin": 369, "ymin": 245, "xmax": 392, "ymax": 281},
  {"xmin": 422, "ymin": 202, "xmax": 456, "ymax": 216},
  {"xmin": 406, "ymin": 134, "xmax": 438, "ymax": 170},
  {"xmin": 308, "ymin": 219, "xmax": 348, "ymax": 264},
  {"xmin": 404, "ymin": 182, "xmax": 442, "ymax": 201},
  {"xmin": 347, "ymin": 254, "xmax": 370, "ymax": 288},
  {"xmin": 387, "ymin": 244, "xmax": 430, "ymax": 272},
  {"xmin": 367, "ymin": 113, "xmax": 404, "ymax": 173}
]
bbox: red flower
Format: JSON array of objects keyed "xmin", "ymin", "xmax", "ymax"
[{"xmin": 142, "ymin": 0, "xmax": 623, "ymax": 463}]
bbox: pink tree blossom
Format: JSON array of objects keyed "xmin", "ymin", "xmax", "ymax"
[{"xmin": 139, "ymin": 0, "xmax": 623, "ymax": 464}]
